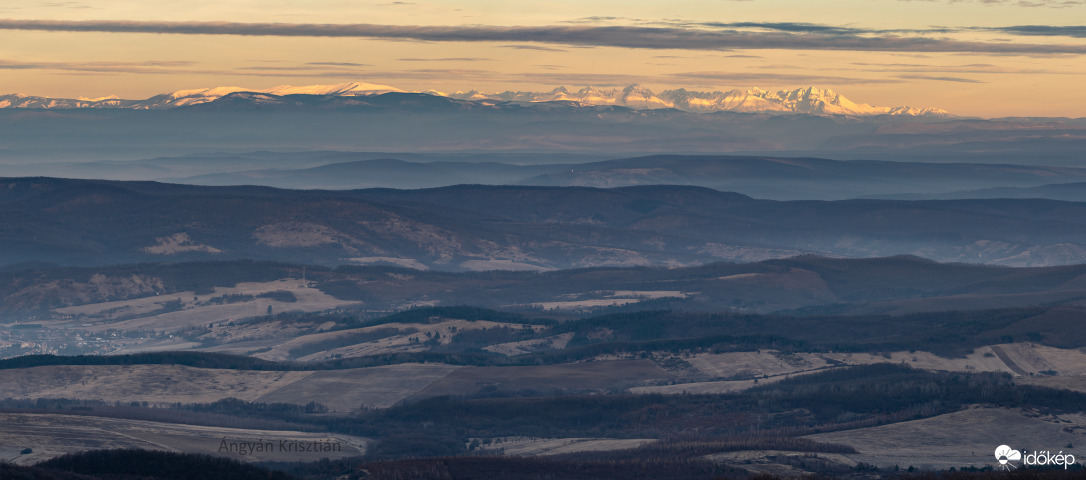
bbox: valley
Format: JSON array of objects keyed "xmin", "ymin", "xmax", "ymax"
[
  {"xmin": 3, "ymin": 249, "xmax": 1086, "ymax": 477},
  {"xmin": 5, "ymin": 1, "xmax": 1086, "ymax": 475}
]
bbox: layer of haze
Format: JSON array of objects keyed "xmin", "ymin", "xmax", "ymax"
[{"xmin": 0, "ymin": 0, "xmax": 1084, "ymax": 117}]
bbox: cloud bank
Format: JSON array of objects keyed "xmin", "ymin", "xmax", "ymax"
[{"xmin": 0, "ymin": 19, "xmax": 1084, "ymax": 55}]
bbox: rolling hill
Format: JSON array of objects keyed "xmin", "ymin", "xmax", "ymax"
[
  {"xmin": 133, "ymin": 154, "xmax": 1086, "ymax": 200},
  {"xmin": 6, "ymin": 178, "xmax": 1086, "ymax": 268}
]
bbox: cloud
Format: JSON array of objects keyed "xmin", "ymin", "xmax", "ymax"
[
  {"xmin": 648, "ymin": 20, "xmax": 956, "ymax": 36},
  {"xmin": 988, "ymin": 25, "xmax": 1086, "ymax": 37},
  {"xmin": 898, "ymin": 0, "xmax": 1084, "ymax": 6},
  {"xmin": 852, "ymin": 62, "xmax": 943, "ymax": 68},
  {"xmin": 39, "ymin": 1, "xmax": 95, "ymax": 9},
  {"xmin": 1015, "ymin": 0, "xmax": 1086, "ymax": 6},
  {"xmin": 235, "ymin": 65, "xmax": 374, "ymax": 74},
  {"xmin": 666, "ymin": 71, "xmax": 903, "ymax": 85},
  {"xmin": 0, "ymin": 59, "xmax": 194, "ymax": 74},
  {"xmin": 849, "ymin": 61, "xmax": 1072, "ymax": 74},
  {"xmin": 500, "ymin": 45, "xmax": 568, "ymax": 52},
  {"xmin": 0, "ymin": 57, "xmax": 635, "ymax": 86},
  {"xmin": 397, "ymin": 57, "xmax": 494, "ymax": 62},
  {"xmin": 0, "ymin": 19, "xmax": 1084, "ymax": 55},
  {"xmin": 0, "ymin": 57, "xmax": 588, "ymax": 85},
  {"xmin": 897, "ymin": 74, "xmax": 984, "ymax": 82},
  {"xmin": 307, "ymin": 61, "xmax": 369, "ymax": 66},
  {"xmin": 503, "ymin": 72, "xmax": 647, "ymax": 87},
  {"xmin": 0, "ymin": 58, "xmax": 378, "ymax": 78},
  {"xmin": 687, "ymin": 21, "xmax": 865, "ymax": 35},
  {"xmin": 563, "ymin": 16, "xmax": 639, "ymax": 24}
]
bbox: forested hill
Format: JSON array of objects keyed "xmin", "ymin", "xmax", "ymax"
[{"xmin": 5, "ymin": 177, "xmax": 1086, "ymax": 268}]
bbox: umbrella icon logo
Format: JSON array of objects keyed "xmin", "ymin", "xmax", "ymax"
[{"xmin": 995, "ymin": 445, "xmax": 1021, "ymax": 470}]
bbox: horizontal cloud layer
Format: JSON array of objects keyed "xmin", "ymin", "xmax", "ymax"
[
  {"xmin": 0, "ymin": 19, "xmax": 1084, "ymax": 55},
  {"xmin": 990, "ymin": 25, "xmax": 1086, "ymax": 37}
]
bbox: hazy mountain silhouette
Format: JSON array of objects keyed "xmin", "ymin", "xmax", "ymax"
[{"xmin": 6, "ymin": 178, "xmax": 1086, "ymax": 268}]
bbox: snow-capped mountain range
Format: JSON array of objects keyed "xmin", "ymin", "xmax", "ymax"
[
  {"xmin": 0, "ymin": 82, "xmax": 949, "ymax": 117},
  {"xmin": 447, "ymin": 85, "xmax": 949, "ymax": 116},
  {"xmin": 0, "ymin": 82, "xmax": 403, "ymax": 110}
]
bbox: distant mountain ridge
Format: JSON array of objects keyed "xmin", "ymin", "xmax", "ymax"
[
  {"xmin": 448, "ymin": 85, "xmax": 950, "ymax": 117},
  {"xmin": 0, "ymin": 82, "xmax": 949, "ymax": 116},
  {"xmin": 0, "ymin": 81, "xmax": 403, "ymax": 110},
  {"xmin": 147, "ymin": 154, "xmax": 1086, "ymax": 200},
  {"xmin": 5, "ymin": 177, "xmax": 1086, "ymax": 269}
]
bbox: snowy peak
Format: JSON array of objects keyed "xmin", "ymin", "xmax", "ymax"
[
  {"xmin": 448, "ymin": 85, "xmax": 949, "ymax": 117},
  {"xmin": 745, "ymin": 87, "xmax": 878, "ymax": 115},
  {"xmin": 618, "ymin": 84, "xmax": 671, "ymax": 110},
  {"xmin": 0, "ymin": 82, "xmax": 949, "ymax": 117},
  {"xmin": 144, "ymin": 82, "xmax": 404, "ymax": 109},
  {"xmin": 0, "ymin": 93, "xmax": 140, "ymax": 109},
  {"xmin": 4, "ymin": 82, "xmax": 407, "ymax": 110},
  {"xmin": 672, "ymin": 86, "xmax": 952, "ymax": 116},
  {"xmin": 264, "ymin": 81, "xmax": 403, "ymax": 97}
]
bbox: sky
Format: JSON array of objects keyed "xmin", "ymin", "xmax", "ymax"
[{"xmin": 0, "ymin": 0, "xmax": 1084, "ymax": 117}]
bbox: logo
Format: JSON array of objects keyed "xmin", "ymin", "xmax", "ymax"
[
  {"xmin": 995, "ymin": 444, "xmax": 1076, "ymax": 470},
  {"xmin": 994, "ymin": 445, "xmax": 1021, "ymax": 470}
]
